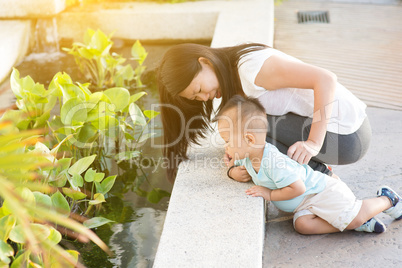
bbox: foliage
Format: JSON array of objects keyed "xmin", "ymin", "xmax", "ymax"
[
  {"xmin": 0, "ymin": 27, "xmax": 170, "ymax": 266},
  {"xmin": 2, "ymin": 68, "xmax": 161, "ymax": 209},
  {"xmin": 0, "ymin": 122, "xmax": 110, "ymax": 267},
  {"xmin": 63, "ymin": 29, "xmax": 147, "ymax": 90}
]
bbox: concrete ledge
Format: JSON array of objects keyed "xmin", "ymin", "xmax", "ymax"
[
  {"xmin": 56, "ymin": 2, "xmax": 220, "ymax": 42},
  {"xmin": 0, "ymin": 0, "xmax": 66, "ymax": 18},
  {"xmin": 153, "ymin": 1, "xmax": 274, "ymax": 266},
  {"xmin": 56, "ymin": 0, "xmax": 273, "ymax": 45},
  {"xmin": 153, "ymin": 143, "xmax": 266, "ymax": 267},
  {"xmin": 0, "ymin": 20, "xmax": 32, "ymax": 83}
]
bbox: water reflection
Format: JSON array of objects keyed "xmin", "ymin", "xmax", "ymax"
[{"xmin": 109, "ymin": 208, "xmax": 166, "ymax": 268}]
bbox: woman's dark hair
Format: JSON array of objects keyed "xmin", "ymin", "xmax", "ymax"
[{"xmin": 157, "ymin": 42, "xmax": 268, "ymax": 180}]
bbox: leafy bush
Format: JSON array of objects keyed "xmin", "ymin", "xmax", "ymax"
[
  {"xmin": 0, "ymin": 28, "xmax": 169, "ymax": 267},
  {"xmin": 0, "ymin": 122, "xmax": 110, "ymax": 267},
  {"xmin": 2, "ymin": 68, "xmax": 160, "ymax": 207},
  {"xmin": 63, "ymin": 29, "xmax": 147, "ymax": 90}
]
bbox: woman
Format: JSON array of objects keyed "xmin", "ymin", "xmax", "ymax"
[{"xmin": 157, "ymin": 43, "xmax": 371, "ymax": 181}]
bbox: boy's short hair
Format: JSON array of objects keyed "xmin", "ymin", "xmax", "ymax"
[{"xmin": 214, "ymin": 95, "xmax": 268, "ymax": 132}]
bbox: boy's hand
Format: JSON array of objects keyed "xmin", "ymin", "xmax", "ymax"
[
  {"xmin": 246, "ymin": 186, "xmax": 272, "ymax": 201},
  {"xmin": 230, "ymin": 166, "xmax": 252, "ymax": 182},
  {"xmin": 224, "ymin": 152, "xmax": 233, "ymax": 167}
]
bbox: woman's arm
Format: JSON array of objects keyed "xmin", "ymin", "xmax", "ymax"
[
  {"xmin": 246, "ymin": 179, "xmax": 306, "ymax": 201},
  {"xmin": 255, "ymin": 55, "xmax": 337, "ymax": 165}
]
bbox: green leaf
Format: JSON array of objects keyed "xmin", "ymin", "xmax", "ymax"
[
  {"xmin": 131, "ymin": 40, "xmax": 148, "ymax": 65},
  {"xmin": 51, "ymin": 191, "xmax": 71, "ymax": 215},
  {"xmin": 56, "ymin": 158, "xmax": 72, "ymax": 173},
  {"xmin": 51, "ymin": 171, "xmax": 69, "ymax": 187},
  {"xmin": 147, "ymin": 188, "xmax": 171, "ymax": 204},
  {"xmin": 0, "ymin": 109, "xmax": 27, "ymax": 128},
  {"xmin": 30, "ymin": 82, "xmax": 47, "ymax": 97},
  {"xmin": 10, "ymin": 68, "xmax": 35, "ymax": 99},
  {"xmin": 33, "ymin": 192, "xmax": 52, "ymax": 208},
  {"xmin": 94, "ymin": 172, "xmax": 105, "ymax": 182},
  {"xmin": 138, "ymin": 132, "xmax": 156, "ymax": 144},
  {"xmin": 62, "ymin": 188, "xmax": 87, "ymax": 200},
  {"xmin": 77, "ymin": 123, "xmax": 98, "ymax": 144},
  {"xmin": 101, "ymin": 175, "xmax": 117, "ymax": 193},
  {"xmin": 65, "ymin": 250, "xmax": 79, "ymax": 266},
  {"xmin": 85, "ymin": 168, "xmax": 105, "ymax": 183},
  {"xmin": 104, "ymin": 87, "xmax": 130, "ymax": 112},
  {"xmin": 90, "ymin": 29, "xmax": 112, "ymax": 54},
  {"xmin": 10, "ymin": 250, "xmax": 28, "ymax": 268},
  {"xmin": 60, "ymin": 97, "xmax": 88, "ymax": 125},
  {"xmin": 9, "ymin": 224, "xmax": 50, "ymax": 244},
  {"xmin": 83, "ymin": 217, "xmax": 114, "ymax": 229},
  {"xmin": 114, "ymin": 150, "xmax": 141, "ymax": 163},
  {"xmin": 44, "ymin": 94, "xmax": 57, "ymax": 113},
  {"xmin": 89, "ymin": 193, "xmax": 105, "ymax": 205},
  {"xmin": 84, "ymin": 168, "xmax": 96, "ymax": 182},
  {"xmin": 19, "ymin": 188, "xmax": 36, "ymax": 204},
  {"xmin": 124, "ymin": 132, "xmax": 135, "ymax": 141},
  {"xmin": 86, "ymin": 101, "xmax": 114, "ymax": 122},
  {"xmin": 70, "ymin": 173, "xmax": 84, "ymax": 188},
  {"xmin": 10, "ymin": 68, "xmax": 23, "ymax": 99},
  {"xmin": 59, "ymin": 82, "xmax": 86, "ymax": 104},
  {"xmin": 95, "ymin": 175, "xmax": 116, "ymax": 195},
  {"xmin": 0, "ymin": 215, "xmax": 16, "ymax": 241},
  {"xmin": 0, "ymin": 240, "xmax": 13, "ymax": 264},
  {"xmin": 33, "ymin": 111, "xmax": 50, "ymax": 128},
  {"xmin": 47, "ymin": 227, "xmax": 62, "ymax": 245},
  {"xmin": 92, "ymin": 115, "xmax": 119, "ymax": 137},
  {"xmin": 84, "ymin": 28, "xmax": 96, "ymax": 45},
  {"xmin": 129, "ymin": 103, "xmax": 146, "ymax": 126},
  {"xmin": 130, "ymin": 91, "xmax": 147, "ymax": 103},
  {"xmin": 121, "ymin": 91, "xmax": 147, "ymax": 113},
  {"xmin": 76, "ymin": 82, "xmax": 92, "ymax": 99},
  {"xmin": 144, "ymin": 110, "xmax": 160, "ymax": 120},
  {"xmin": 88, "ymin": 92, "xmax": 111, "ymax": 105},
  {"xmin": 68, "ymin": 155, "xmax": 96, "ymax": 175},
  {"xmin": 135, "ymin": 188, "xmax": 148, "ymax": 197},
  {"xmin": 114, "ymin": 65, "xmax": 134, "ymax": 87}
]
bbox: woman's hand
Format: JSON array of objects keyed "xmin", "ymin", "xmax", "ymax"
[
  {"xmin": 287, "ymin": 139, "xmax": 321, "ymax": 165},
  {"xmin": 246, "ymin": 186, "xmax": 272, "ymax": 201}
]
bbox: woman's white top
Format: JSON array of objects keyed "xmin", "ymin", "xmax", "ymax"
[{"xmin": 237, "ymin": 48, "xmax": 367, "ymax": 135}]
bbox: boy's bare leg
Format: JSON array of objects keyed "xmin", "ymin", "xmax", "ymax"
[
  {"xmin": 294, "ymin": 214, "xmax": 340, "ymax": 234},
  {"xmin": 294, "ymin": 196, "xmax": 393, "ymax": 234},
  {"xmin": 345, "ymin": 196, "xmax": 392, "ymax": 230}
]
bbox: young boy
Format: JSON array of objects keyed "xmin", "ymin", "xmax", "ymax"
[{"xmin": 215, "ymin": 95, "xmax": 402, "ymax": 234}]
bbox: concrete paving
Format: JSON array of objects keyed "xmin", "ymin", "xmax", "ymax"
[
  {"xmin": 0, "ymin": 20, "xmax": 32, "ymax": 84},
  {"xmin": 0, "ymin": 0, "xmax": 66, "ymax": 18},
  {"xmin": 264, "ymin": 107, "xmax": 402, "ymax": 267}
]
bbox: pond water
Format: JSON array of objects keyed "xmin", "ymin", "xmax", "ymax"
[{"xmin": 3, "ymin": 41, "xmax": 209, "ymax": 267}]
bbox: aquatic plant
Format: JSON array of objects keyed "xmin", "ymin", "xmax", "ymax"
[
  {"xmin": 63, "ymin": 29, "xmax": 147, "ymax": 90},
  {"xmin": 0, "ymin": 122, "xmax": 110, "ymax": 267}
]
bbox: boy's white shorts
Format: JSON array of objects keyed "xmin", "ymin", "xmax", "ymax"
[{"xmin": 293, "ymin": 176, "xmax": 362, "ymax": 231}]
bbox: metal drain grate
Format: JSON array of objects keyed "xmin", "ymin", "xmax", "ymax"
[{"xmin": 297, "ymin": 11, "xmax": 330, "ymax": 24}]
